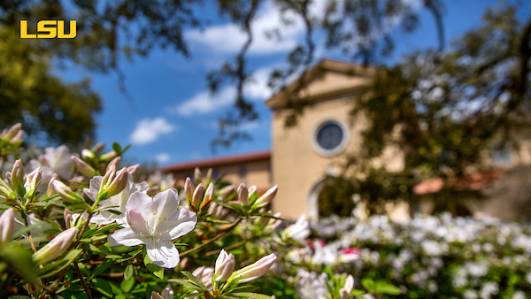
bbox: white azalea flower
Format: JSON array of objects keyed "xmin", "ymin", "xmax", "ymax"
[
  {"xmin": 108, "ymin": 188, "xmax": 196, "ymax": 268},
  {"xmin": 283, "ymin": 216, "xmax": 310, "ymax": 242},
  {"xmin": 89, "ymin": 174, "xmax": 149, "ymax": 225},
  {"xmin": 30, "ymin": 145, "xmax": 73, "ymax": 181}
]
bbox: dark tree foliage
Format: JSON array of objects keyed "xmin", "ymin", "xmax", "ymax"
[
  {"xmin": 342, "ymin": 4, "xmax": 531, "ymax": 213},
  {"xmin": 317, "ymin": 175, "xmax": 357, "ymax": 217},
  {"xmin": 0, "ymin": 27, "xmax": 100, "ymax": 145}
]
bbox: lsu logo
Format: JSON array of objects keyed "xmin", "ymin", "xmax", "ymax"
[{"xmin": 20, "ymin": 20, "xmax": 76, "ymax": 39}]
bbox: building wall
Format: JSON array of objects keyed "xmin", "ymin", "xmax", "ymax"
[{"xmin": 271, "ymin": 93, "xmax": 403, "ymax": 219}]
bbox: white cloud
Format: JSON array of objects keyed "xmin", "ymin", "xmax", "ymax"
[
  {"xmin": 186, "ymin": 1, "xmax": 326, "ymax": 55},
  {"xmin": 155, "ymin": 152, "xmax": 171, "ymax": 163},
  {"xmin": 130, "ymin": 117, "xmax": 176, "ymax": 145},
  {"xmin": 174, "ymin": 66, "xmax": 273, "ymax": 116},
  {"xmin": 175, "ymin": 87, "xmax": 235, "ymax": 116}
]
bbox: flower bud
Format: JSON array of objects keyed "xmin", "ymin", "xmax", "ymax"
[
  {"xmin": 231, "ymin": 254, "xmax": 277, "ymax": 283},
  {"xmin": 105, "ymin": 167, "xmax": 128, "ymax": 197},
  {"xmin": 192, "ymin": 266, "xmax": 213, "ymax": 289},
  {"xmin": 265, "ymin": 212, "xmax": 282, "ymax": 231},
  {"xmin": 0, "ymin": 178, "xmax": 16, "ymax": 200},
  {"xmin": 106, "ymin": 157, "xmax": 121, "ymax": 173},
  {"xmin": 151, "ymin": 286, "xmax": 173, "ymax": 299},
  {"xmin": 10, "ymin": 160, "xmax": 24, "ymax": 193},
  {"xmin": 71, "ymin": 155, "xmax": 97, "ymax": 177},
  {"xmin": 10, "ymin": 130, "xmax": 23, "ymax": 144},
  {"xmin": 199, "ymin": 183, "xmax": 214, "ymax": 210},
  {"xmin": 24, "ymin": 167, "xmax": 42, "ymax": 197},
  {"xmin": 51, "ymin": 179, "xmax": 80, "ymax": 202},
  {"xmin": 100, "ymin": 150, "xmax": 118, "ymax": 162},
  {"xmin": 33, "ymin": 227, "xmax": 78, "ymax": 264},
  {"xmin": 218, "ymin": 185, "xmax": 235, "ymax": 200},
  {"xmin": 64, "ymin": 209, "xmax": 73, "ymax": 228},
  {"xmin": 127, "ymin": 164, "xmax": 140, "ymax": 175},
  {"xmin": 193, "ymin": 168, "xmax": 201, "ymax": 182},
  {"xmin": 1, "ymin": 123, "xmax": 22, "ymax": 143},
  {"xmin": 0, "ymin": 208, "xmax": 15, "ymax": 244},
  {"xmin": 214, "ymin": 249, "xmax": 235, "ymax": 282},
  {"xmin": 191, "ymin": 183, "xmax": 204, "ymax": 210},
  {"xmin": 184, "ymin": 177, "xmax": 194, "ymax": 207},
  {"xmin": 151, "ymin": 292, "xmax": 164, "ymax": 299},
  {"xmin": 81, "ymin": 149, "xmax": 95, "ymax": 160},
  {"xmin": 253, "ymin": 185, "xmax": 278, "ymax": 209},
  {"xmin": 237, "ymin": 183, "xmax": 248, "ymax": 205},
  {"xmin": 207, "ymin": 202, "xmax": 227, "ymax": 218},
  {"xmin": 92, "ymin": 143, "xmax": 105, "ymax": 153},
  {"xmin": 340, "ymin": 275, "xmax": 354, "ymax": 299}
]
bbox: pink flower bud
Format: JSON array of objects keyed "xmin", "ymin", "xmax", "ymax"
[
  {"xmin": 237, "ymin": 183, "xmax": 248, "ymax": 205},
  {"xmin": 232, "ymin": 254, "xmax": 277, "ymax": 283},
  {"xmin": 192, "ymin": 266, "xmax": 213, "ymax": 289},
  {"xmin": 199, "ymin": 183, "xmax": 214, "ymax": 210},
  {"xmin": 253, "ymin": 185, "xmax": 278, "ymax": 209},
  {"xmin": 10, "ymin": 160, "xmax": 24, "ymax": 192},
  {"xmin": 1, "ymin": 123, "xmax": 22, "ymax": 142},
  {"xmin": 127, "ymin": 164, "xmax": 140, "ymax": 175},
  {"xmin": 191, "ymin": 183, "xmax": 204, "ymax": 210},
  {"xmin": 33, "ymin": 227, "xmax": 78, "ymax": 264},
  {"xmin": 0, "ymin": 208, "xmax": 15, "ymax": 243},
  {"xmin": 106, "ymin": 167, "xmax": 128, "ymax": 197},
  {"xmin": 24, "ymin": 167, "xmax": 41, "ymax": 196},
  {"xmin": 184, "ymin": 177, "xmax": 194, "ymax": 207},
  {"xmin": 51, "ymin": 179, "xmax": 79, "ymax": 202},
  {"xmin": 214, "ymin": 250, "xmax": 235, "ymax": 282},
  {"xmin": 71, "ymin": 155, "xmax": 96, "ymax": 177}
]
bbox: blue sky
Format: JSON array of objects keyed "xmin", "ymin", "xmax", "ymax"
[{"xmin": 56, "ymin": 0, "xmax": 529, "ymax": 166}]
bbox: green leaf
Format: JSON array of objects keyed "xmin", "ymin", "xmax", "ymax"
[
  {"xmin": 120, "ymin": 277, "xmax": 135, "ymax": 293},
  {"xmin": 361, "ymin": 278, "xmax": 401, "ymax": 295},
  {"xmin": 123, "ymin": 265, "xmax": 134, "ymax": 280},
  {"xmin": 93, "ymin": 278, "xmax": 114, "ymax": 297},
  {"xmin": 112, "ymin": 143, "xmax": 122, "ymax": 154},
  {"xmin": 144, "ymin": 253, "xmax": 164, "ymax": 279},
  {"xmin": 0, "ymin": 243, "xmax": 40, "ymax": 285}
]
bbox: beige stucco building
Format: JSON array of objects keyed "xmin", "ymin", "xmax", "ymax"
[{"xmin": 162, "ymin": 59, "xmax": 531, "ymax": 220}]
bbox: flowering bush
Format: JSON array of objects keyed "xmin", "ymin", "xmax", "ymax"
[
  {"xmin": 298, "ymin": 215, "xmax": 531, "ymax": 298},
  {"xmin": 0, "ymin": 123, "xmax": 360, "ymax": 298},
  {"xmin": 1, "ymin": 122, "xmax": 530, "ymax": 299}
]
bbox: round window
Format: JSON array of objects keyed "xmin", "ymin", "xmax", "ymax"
[{"xmin": 314, "ymin": 120, "xmax": 348, "ymax": 156}]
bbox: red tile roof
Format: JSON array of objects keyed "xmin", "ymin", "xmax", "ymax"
[{"xmin": 160, "ymin": 150, "xmax": 271, "ymax": 173}]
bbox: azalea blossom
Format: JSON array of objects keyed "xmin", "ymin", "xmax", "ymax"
[
  {"xmin": 283, "ymin": 216, "xmax": 310, "ymax": 242},
  {"xmin": 30, "ymin": 145, "xmax": 74, "ymax": 181},
  {"xmin": 89, "ymin": 173, "xmax": 149, "ymax": 225},
  {"xmin": 108, "ymin": 188, "xmax": 196, "ymax": 268}
]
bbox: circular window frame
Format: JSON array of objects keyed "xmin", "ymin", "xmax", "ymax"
[{"xmin": 312, "ymin": 119, "xmax": 349, "ymax": 157}]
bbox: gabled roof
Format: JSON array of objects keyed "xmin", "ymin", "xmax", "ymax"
[
  {"xmin": 160, "ymin": 151, "xmax": 271, "ymax": 173},
  {"xmin": 266, "ymin": 59, "xmax": 375, "ymax": 109}
]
